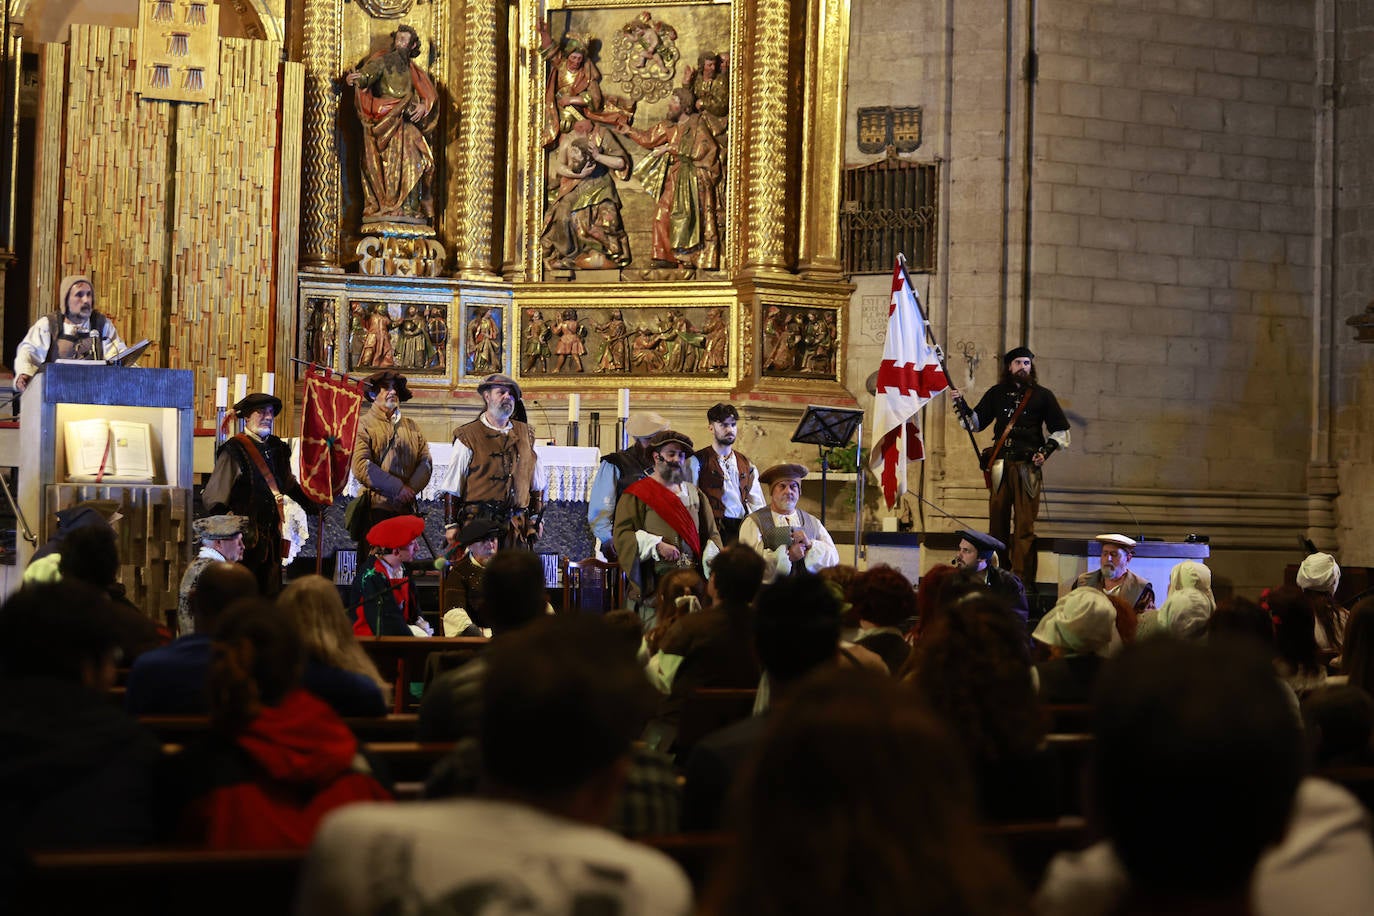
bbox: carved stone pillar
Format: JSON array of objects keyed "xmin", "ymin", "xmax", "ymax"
[
  {"xmin": 741, "ymin": 0, "xmax": 793, "ymax": 276},
  {"xmin": 300, "ymin": 0, "xmax": 342, "ymax": 270},
  {"xmin": 453, "ymin": 0, "xmax": 500, "ymax": 279}
]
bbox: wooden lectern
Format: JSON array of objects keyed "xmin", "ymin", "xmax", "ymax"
[{"xmin": 16, "ymin": 364, "xmax": 195, "ymax": 622}]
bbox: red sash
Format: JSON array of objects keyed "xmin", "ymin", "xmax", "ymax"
[{"xmin": 625, "ymin": 477, "xmax": 701, "ymax": 556}]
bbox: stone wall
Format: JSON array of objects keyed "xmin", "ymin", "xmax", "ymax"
[{"xmin": 846, "ymin": 0, "xmax": 1342, "ymax": 595}]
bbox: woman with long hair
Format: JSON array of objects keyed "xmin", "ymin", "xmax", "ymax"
[
  {"xmin": 1336, "ymin": 596, "xmax": 1374, "ymax": 694},
  {"xmin": 907, "ymin": 593, "xmax": 1057, "ymax": 820},
  {"xmin": 170, "ymin": 599, "xmax": 391, "ymax": 848},
  {"xmin": 278, "ymin": 575, "xmax": 391, "ymax": 716},
  {"xmin": 702, "ymin": 667, "xmax": 1026, "ymax": 916},
  {"xmin": 645, "ymin": 567, "xmax": 707, "ymax": 655},
  {"xmin": 1267, "ymin": 585, "xmax": 1327, "ymax": 698}
]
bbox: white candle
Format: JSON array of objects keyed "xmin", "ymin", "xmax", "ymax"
[
  {"xmin": 215, "ymin": 377, "xmax": 228, "ymax": 408},
  {"xmin": 261, "ymin": 371, "xmax": 275, "ymax": 396},
  {"xmin": 233, "ymin": 374, "xmax": 247, "ymax": 402},
  {"xmin": 567, "ymin": 393, "xmax": 581, "ymax": 423},
  {"xmin": 617, "ymin": 387, "xmax": 630, "ymax": 418}
]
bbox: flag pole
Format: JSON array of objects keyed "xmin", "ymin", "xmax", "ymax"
[{"xmin": 896, "ymin": 254, "xmax": 983, "ymax": 470}]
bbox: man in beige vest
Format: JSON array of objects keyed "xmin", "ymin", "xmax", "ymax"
[
  {"xmin": 687, "ymin": 402, "xmax": 764, "ymax": 545},
  {"xmin": 351, "ymin": 370, "xmax": 432, "ymax": 529}
]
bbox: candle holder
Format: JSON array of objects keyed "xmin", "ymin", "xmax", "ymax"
[
  {"xmin": 616, "ymin": 418, "xmax": 628, "ymax": 450},
  {"xmin": 588, "ymin": 411, "xmax": 601, "ymax": 449},
  {"xmin": 565, "ymin": 421, "xmax": 579, "ymax": 447}
]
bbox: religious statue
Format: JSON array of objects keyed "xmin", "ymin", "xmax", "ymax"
[
  {"xmin": 685, "ymin": 51, "xmax": 729, "ymax": 139},
  {"xmin": 631, "ymin": 324, "xmax": 664, "ymax": 373},
  {"xmin": 553, "ymin": 308, "xmax": 588, "ymax": 373},
  {"xmin": 538, "ymin": 21, "xmax": 634, "ymax": 150},
  {"xmin": 345, "ymin": 25, "xmax": 439, "ymax": 225},
  {"xmin": 701, "ymin": 307, "xmax": 728, "ymax": 372},
  {"xmin": 524, "ymin": 309, "xmax": 553, "ymax": 374},
  {"xmin": 348, "ymin": 302, "xmax": 368, "ymax": 367},
  {"xmin": 593, "ymin": 308, "xmax": 630, "ymax": 373},
  {"xmin": 359, "ymin": 303, "xmax": 395, "ymax": 368},
  {"xmin": 609, "ymin": 11, "xmax": 680, "ymax": 103},
  {"xmin": 396, "ymin": 305, "xmax": 432, "ymax": 368},
  {"xmin": 467, "ymin": 306, "xmax": 502, "ymax": 375},
  {"xmin": 426, "ymin": 305, "xmax": 448, "ymax": 370},
  {"xmin": 541, "ymin": 119, "xmax": 632, "ymax": 270},
  {"xmin": 616, "ymin": 87, "xmax": 721, "ymax": 270},
  {"xmin": 306, "ymin": 299, "xmax": 336, "ymax": 366}
]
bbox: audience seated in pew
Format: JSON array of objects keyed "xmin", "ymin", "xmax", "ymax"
[
  {"xmin": 1331, "ymin": 595, "xmax": 1374, "ymax": 692},
  {"xmin": 1302, "ymin": 685, "xmax": 1374, "ymax": 768},
  {"xmin": 60, "ymin": 523, "xmax": 169, "ymax": 664},
  {"xmin": 646, "ymin": 545, "xmax": 765, "ymax": 730},
  {"xmin": 278, "ymin": 575, "xmax": 391, "ymax": 717},
  {"xmin": 162, "ymin": 599, "xmax": 391, "ymax": 849},
  {"xmin": 0, "ymin": 582, "xmax": 162, "ymax": 902},
  {"xmin": 908, "ymin": 591, "xmax": 1061, "ymax": 822},
  {"xmin": 1135, "ymin": 586, "xmax": 1212, "ymax": 642},
  {"xmin": 1035, "ymin": 638, "xmax": 1374, "ymax": 916},
  {"xmin": 700, "ymin": 667, "xmax": 1028, "ymax": 916},
  {"xmin": 681, "ymin": 574, "xmax": 849, "ymax": 831},
  {"xmin": 1030, "ymin": 588, "xmax": 1119, "ymax": 704},
  {"xmin": 125, "ymin": 562, "xmax": 259, "ymax": 715},
  {"xmin": 297, "ymin": 615, "xmax": 692, "ymax": 915},
  {"xmin": 850, "ymin": 564, "xmax": 916, "ymax": 675},
  {"xmin": 1268, "ymin": 585, "xmax": 1330, "ymax": 698}
]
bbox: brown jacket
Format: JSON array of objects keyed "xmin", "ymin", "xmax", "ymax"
[{"xmin": 351, "ymin": 401, "xmax": 432, "ymax": 515}]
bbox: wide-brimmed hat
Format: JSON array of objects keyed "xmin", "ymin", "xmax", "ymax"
[
  {"xmin": 648, "ymin": 429, "xmax": 694, "ymax": 452},
  {"xmin": 193, "ymin": 515, "xmax": 247, "ymax": 542},
  {"xmin": 364, "ymin": 370, "xmax": 413, "ymax": 402},
  {"xmin": 367, "ymin": 514, "xmax": 426, "ymax": 549},
  {"xmin": 956, "ymin": 529, "xmax": 1005, "ymax": 557},
  {"xmin": 458, "ymin": 518, "xmax": 503, "ymax": 548},
  {"xmin": 626, "ymin": 411, "xmax": 668, "ymax": 440},
  {"xmin": 759, "ymin": 464, "xmax": 809, "ymax": 488},
  {"xmin": 476, "ymin": 373, "xmax": 522, "ymax": 400},
  {"xmin": 233, "ymin": 392, "xmax": 282, "ymax": 418}
]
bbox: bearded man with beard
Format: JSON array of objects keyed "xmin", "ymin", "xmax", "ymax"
[
  {"xmin": 738, "ymin": 464, "xmax": 839, "ymax": 584},
  {"xmin": 613, "ymin": 430, "xmax": 721, "ymax": 615},
  {"xmin": 345, "ymin": 24, "xmax": 439, "ymax": 223},
  {"xmin": 953, "ymin": 347, "xmax": 1070, "ymax": 588},
  {"xmin": 438, "ymin": 374, "xmax": 546, "ymax": 549},
  {"xmin": 1073, "ymin": 533, "xmax": 1156, "ymax": 612},
  {"xmin": 203, "ymin": 393, "xmax": 317, "ymax": 595}
]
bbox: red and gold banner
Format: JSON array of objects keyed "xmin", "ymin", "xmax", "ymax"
[{"xmin": 298, "ymin": 366, "xmax": 365, "ymax": 504}]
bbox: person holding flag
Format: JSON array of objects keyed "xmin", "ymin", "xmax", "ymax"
[
  {"xmin": 952, "ymin": 346, "xmax": 1070, "ymax": 589},
  {"xmin": 869, "ymin": 255, "xmax": 953, "ymax": 515}
]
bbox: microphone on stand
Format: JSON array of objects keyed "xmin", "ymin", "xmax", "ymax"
[
  {"xmin": 530, "ymin": 399, "xmax": 556, "ymax": 445},
  {"xmin": 89, "ymin": 329, "xmax": 104, "ymax": 361},
  {"xmin": 1115, "ymin": 499, "xmax": 1144, "ymax": 543}
]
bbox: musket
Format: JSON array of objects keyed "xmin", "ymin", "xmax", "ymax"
[{"xmin": 895, "ymin": 253, "xmax": 984, "ymax": 473}]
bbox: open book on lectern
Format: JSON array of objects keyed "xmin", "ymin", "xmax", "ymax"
[{"xmin": 64, "ymin": 418, "xmax": 156, "ymax": 482}]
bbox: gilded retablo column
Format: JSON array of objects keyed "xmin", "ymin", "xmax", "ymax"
[
  {"xmin": 454, "ymin": 0, "xmax": 500, "ymax": 277},
  {"xmin": 300, "ymin": 0, "xmax": 342, "ymax": 269},
  {"xmin": 743, "ymin": 0, "xmax": 792, "ymax": 274}
]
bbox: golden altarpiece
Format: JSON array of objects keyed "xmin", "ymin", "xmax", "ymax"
[
  {"xmin": 8, "ymin": 0, "xmax": 856, "ymax": 559},
  {"xmin": 294, "ymin": 0, "xmax": 856, "ymax": 419}
]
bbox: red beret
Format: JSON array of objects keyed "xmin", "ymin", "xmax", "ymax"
[{"xmin": 367, "ymin": 514, "xmax": 425, "ymax": 549}]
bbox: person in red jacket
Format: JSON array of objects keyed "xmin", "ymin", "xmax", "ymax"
[{"xmin": 168, "ymin": 599, "xmax": 391, "ymax": 849}]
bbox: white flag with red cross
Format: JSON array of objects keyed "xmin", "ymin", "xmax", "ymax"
[{"xmin": 869, "ymin": 256, "xmax": 949, "ymax": 509}]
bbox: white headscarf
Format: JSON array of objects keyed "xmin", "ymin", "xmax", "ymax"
[
  {"xmin": 1139, "ymin": 587, "xmax": 1213, "ymax": 642},
  {"xmin": 1168, "ymin": 560, "xmax": 1216, "ymax": 611},
  {"xmin": 1297, "ymin": 553, "xmax": 1340, "ymax": 596},
  {"xmin": 1032, "ymin": 587, "xmax": 1120, "ymax": 657}
]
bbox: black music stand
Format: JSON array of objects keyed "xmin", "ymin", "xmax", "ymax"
[{"xmin": 790, "ymin": 405, "xmax": 864, "ymax": 525}]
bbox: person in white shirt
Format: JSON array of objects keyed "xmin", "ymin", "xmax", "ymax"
[
  {"xmin": 298, "ymin": 616, "xmax": 693, "ymax": 916},
  {"xmin": 687, "ymin": 402, "xmax": 765, "ymax": 545},
  {"xmin": 438, "ymin": 373, "xmax": 547, "ymax": 549},
  {"xmin": 738, "ymin": 463, "xmax": 839, "ymax": 581},
  {"xmin": 14, "ymin": 274, "xmax": 127, "ymax": 391}
]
